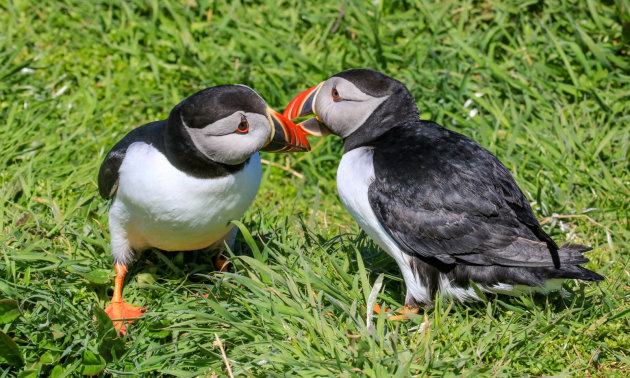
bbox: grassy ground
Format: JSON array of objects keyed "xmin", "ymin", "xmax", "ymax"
[{"xmin": 1, "ymin": 0, "xmax": 629, "ymax": 376}]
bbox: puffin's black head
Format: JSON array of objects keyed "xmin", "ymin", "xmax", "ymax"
[
  {"xmin": 168, "ymin": 85, "xmax": 309, "ymax": 165},
  {"xmin": 283, "ymin": 69, "xmax": 418, "ymax": 147}
]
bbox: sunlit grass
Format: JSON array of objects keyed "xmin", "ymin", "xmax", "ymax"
[{"xmin": 1, "ymin": 0, "xmax": 628, "ymax": 376}]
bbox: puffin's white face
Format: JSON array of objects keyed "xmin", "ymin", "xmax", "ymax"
[
  {"xmin": 310, "ymin": 77, "xmax": 389, "ymax": 138},
  {"xmin": 185, "ymin": 110, "xmax": 272, "ymax": 165},
  {"xmin": 284, "ymin": 69, "xmax": 408, "ymax": 141},
  {"xmin": 175, "ymin": 85, "xmax": 309, "ymax": 166}
]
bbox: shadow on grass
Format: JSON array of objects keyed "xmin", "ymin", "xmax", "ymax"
[{"xmin": 297, "ymin": 220, "xmax": 607, "ymax": 317}]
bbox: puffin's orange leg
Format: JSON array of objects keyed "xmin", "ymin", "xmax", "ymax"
[
  {"xmin": 214, "ymin": 256, "xmax": 230, "ymax": 272},
  {"xmin": 373, "ymin": 304, "xmax": 390, "ymax": 314},
  {"xmin": 104, "ymin": 263, "xmax": 146, "ymax": 336},
  {"xmin": 389, "ymin": 306, "xmax": 419, "ymax": 321}
]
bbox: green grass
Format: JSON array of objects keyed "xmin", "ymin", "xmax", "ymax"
[{"xmin": 1, "ymin": 0, "xmax": 629, "ymax": 376}]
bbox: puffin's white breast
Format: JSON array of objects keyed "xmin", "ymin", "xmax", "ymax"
[
  {"xmin": 109, "ymin": 142, "xmax": 262, "ymax": 252},
  {"xmin": 336, "ymin": 147, "xmax": 432, "ymax": 303}
]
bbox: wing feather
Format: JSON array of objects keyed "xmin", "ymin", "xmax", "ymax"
[
  {"xmin": 368, "ymin": 121, "xmax": 561, "ymax": 268},
  {"xmin": 97, "ymin": 121, "xmax": 166, "ymax": 199}
]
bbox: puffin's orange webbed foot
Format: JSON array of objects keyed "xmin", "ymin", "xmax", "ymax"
[
  {"xmin": 105, "ymin": 301, "xmax": 146, "ymax": 336},
  {"xmin": 389, "ymin": 305, "xmax": 419, "ymax": 321}
]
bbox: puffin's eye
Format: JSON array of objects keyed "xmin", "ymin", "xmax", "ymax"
[
  {"xmin": 331, "ymin": 86, "xmax": 342, "ymax": 102},
  {"xmin": 236, "ymin": 116, "xmax": 249, "ymax": 133}
]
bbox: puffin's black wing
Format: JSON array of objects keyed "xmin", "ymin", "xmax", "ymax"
[
  {"xmin": 98, "ymin": 121, "xmax": 166, "ymax": 199},
  {"xmin": 367, "ymin": 121, "xmax": 588, "ymax": 268}
]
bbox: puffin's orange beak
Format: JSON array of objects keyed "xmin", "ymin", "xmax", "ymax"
[
  {"xmin": 261, "ymin": 107, "xmax": 311, "ymax": 153},
  {"xmin": 284, "ymin": 84, "xmax": 321, "ymax": 120},
  {"xmin": 284, "ymin": 83, "xmax": 329, "ymax": 137}
]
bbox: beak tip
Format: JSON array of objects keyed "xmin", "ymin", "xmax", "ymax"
[{"xmin": 264, "ymin": 108, "xmax": 311, "ymax": 153}]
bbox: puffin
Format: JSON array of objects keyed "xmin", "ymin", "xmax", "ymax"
[
  {"xmin": 98, "ymin": 85, "xmax": 309, "ymax": 334},
  {"xmin": 284, "ymin": 69, "xmax": 603, "ymax": 318}
]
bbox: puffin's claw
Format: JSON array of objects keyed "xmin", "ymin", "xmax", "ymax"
[
  {"xmin": 104, "ymin": 301, "xmax": 146, "ymax": 336},
  {"xmin": 389, "ymin": 305, "xmax": 419, "ymax": 321}
]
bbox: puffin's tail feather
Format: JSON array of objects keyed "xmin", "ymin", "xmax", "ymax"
[
  {"xmin": 544, "ymin": 264, "xmax": 605, "ymax": 282},
  {"xmin": 476, "ymin": 240, "xmax": 595, "ymax": 268},
  {"xmin": 574, "ymin": 267, "xmax": 605, "ymax": 282},
  {"xmin": 554, "ymin": 243, "xmax": 603, "ymax": 282}
]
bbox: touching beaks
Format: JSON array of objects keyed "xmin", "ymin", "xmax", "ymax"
[
  {"xmin": 261, "ymin": 107, "xmax": 311, "ymax": 152},
  {"xmin": 283, "ymin": 83, "xmax": 330, "ymax": 137}
]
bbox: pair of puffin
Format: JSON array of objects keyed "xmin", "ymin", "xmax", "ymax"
[
  {"xmin": 284, "ymin": 69, "xmax": 603, "ymax": 317},
  {"xmin": 99, "ymin": 70, "xmax": 603, "ymax": 334},
  {"xmin": 98, "ymin": 85, "xmax": 309, "ymax": 334}
]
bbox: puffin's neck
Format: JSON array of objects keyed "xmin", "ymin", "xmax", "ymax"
[
  {"xmin": 343, "ymin": 89, "xmax": 419, "ymax": 153},
  {"xmin": 163, "ymin": 107, "xmax": 245, "ymax": 178}
]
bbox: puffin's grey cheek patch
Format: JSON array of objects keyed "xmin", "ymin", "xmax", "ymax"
[
  {"xmin": 185, "ymin": 112, "xmax": 242, "ymax": 137},
  {"xmin": 312, "ymin": 77, "xmax": 390, "ymax": 138},
  {"xmin": 187, "ymin": 112, "xmax": 270, "ymax": 165},
  {"xmin": 324, "ymin": 95, "xmax": 389, "ymax": 139}
]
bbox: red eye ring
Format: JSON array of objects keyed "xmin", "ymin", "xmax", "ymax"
[
  {"xmin": 236, "ymin": 117, "xmax": 249, "ymax": 133},
  {"xmin": 331, "ymin": 86, "xmax": 342, "ymax": 102}
]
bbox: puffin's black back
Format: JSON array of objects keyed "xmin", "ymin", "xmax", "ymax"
[{"xmin": 365, "ymin": 120, "xmax": 603, "ymax": 297}]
